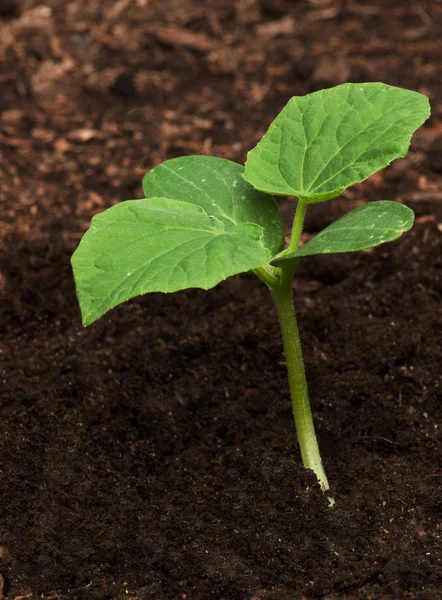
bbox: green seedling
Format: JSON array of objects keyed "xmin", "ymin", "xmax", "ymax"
[{"xmin": 72, "ymin": 83, "xmax": 430, "ymax": 502}]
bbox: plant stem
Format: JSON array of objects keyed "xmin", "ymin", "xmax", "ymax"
[
  {"xmin": 254, "ymin": 199, "xmax": 332, "ymax": 499},
  {"xmin": 287, "ymin": 197, "xmax": 308, "ymax": 254},
  {"xmin": 254, "ymin": 264, "xmax": 280, "ymax": 288},
  {"xmin": 275, "ymin": 197, "xmax": 308, "ymax": 280},
  {"xmin": 271, "ymin": 276, "xmax": 331, "ymax": 495},
  {"xmin": 262, "ymin": 197, "xmax": 332, "ymax": 499}
]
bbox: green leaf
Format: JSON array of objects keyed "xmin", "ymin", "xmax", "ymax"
[
  {"xmin": 244, "ymin": 83, "xmax": 430, "ymax": 203},
  {"xmin": 142, "ymin": 155, "xmax": 284, "ymax": 254},
  {"xmin": 72, "ymin": 198, "xmax": 273, "ymax": 326},
  {"xmin": 272, "ymin": 201, "xmax": 414, "ymax": 264}
]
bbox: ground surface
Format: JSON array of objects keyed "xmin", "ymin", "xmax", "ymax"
[{"xmin": 1, "ymin": 0, "xmax": 442, "ymax": 598}]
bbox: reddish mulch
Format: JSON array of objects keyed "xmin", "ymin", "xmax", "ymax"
[{"xmin": 1, "ymin": 1, "xmax": 442, "ymax": 598}]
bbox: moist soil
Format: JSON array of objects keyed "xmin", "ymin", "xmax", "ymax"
[{"xmin": 1, "ymin": 1, "xmax": 442, "ymax": 599}]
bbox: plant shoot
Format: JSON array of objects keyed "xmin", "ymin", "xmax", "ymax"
[{"xmin": 72, "ymin": 83, "xmax": 430, "ymax": 502}]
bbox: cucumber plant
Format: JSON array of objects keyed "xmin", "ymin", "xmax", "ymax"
[{"xmin": 71, "ymin": 83, "xmax": 430, "ymax": 502}]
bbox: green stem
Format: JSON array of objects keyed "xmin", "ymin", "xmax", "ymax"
[
  {"xmin": 271, "ymin": 279, "xmax": 330, "ymax": 494},
  {"xmin": 287, "ymin": 197, "xmax": 308, "ymax": 253},
  {"xmin": 254, "ymin": 264, "xmax": 280, "ymax": 289},
  {"xmin": 260, "ymin": 197, "xmax": 332, "ymax": 501},
  {"xmin": 275, "ymin": 197, "xmax": 308, "ymax": 280}
]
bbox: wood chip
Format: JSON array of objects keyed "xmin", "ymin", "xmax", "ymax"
[
  {"xmin": 145, "ymin": 24, "xmax": 217, "ymax": 52},
  {"xmin": 402, "ymin": 26, "xmax": 429, "ymax": 41},
  {"xmin": 404, "ymin": 191, "xmax": 442, "ymax": 202},
  {"xmin": 347, "ymin": 1, "xmax": 380, "ymax": 16},
  {"xmin": 53, "ymin": 138, "xmax": 72, "ymax": 153},
  {"xmin": 0, "ymin": 132, "xmax": 32, "ymax": 148},
  {"xmin": 67, "ymin": 129, "xmax": 103, "ymax": 142},
  {"xmin": 415, "ymin": 215, "xmax": 437, "ymax": 224},
  {"xmin": 256, "ymin": 16, "xmax": 296, "ymax": 39},
  {"xmin": 0, "ymin": 109, "xmax": 25, "ymax": 124},
  {"xmin": 308, "ymin": 1, "xmax": 343, "ymax": 20},
  {"xmin": 106, "ymin": 0, "xmax": 132, "ymax": 22}
]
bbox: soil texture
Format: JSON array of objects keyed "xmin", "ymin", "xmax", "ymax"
[{"xmin": 1, "ymin": 1, "xmax": 442, "ymax": 598}]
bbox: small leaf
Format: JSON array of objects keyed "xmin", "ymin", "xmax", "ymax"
[
  {"xmin": 72, "ymin": 198, "xmax": 273, "ymax": 326},
  {"xmin": 142, "ymin": 155, "xmax": 284, "ymax": 254},
  {"xmin": 244, "ymin": 83, "xmax": 430, "ymax": 203},
  {"xmin": 272, "ymin": 201, "xmax": 414, "ymax": 263}
]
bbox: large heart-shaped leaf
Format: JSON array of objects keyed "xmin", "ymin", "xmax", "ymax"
[
  {"xmin": 244, "ymin": 83, "xmax": 430, "ymax": 203},
  {"xmin": 142, "ymin": 155, "xmax": 284, "ymax": 254},
  {"xmin": 72, "ymin": 156, "xmax": 284, "ymax": 326},
  {"xmin": 72, "ymin": 198, "xmax": 274, "ymax": 326},
  {"xmin": 272, "ymin": 201, "xmax": 414, "ymax": 264}
]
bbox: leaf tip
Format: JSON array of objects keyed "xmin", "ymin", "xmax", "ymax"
[{"xmin": 80, "ymin": 313, "xmax": 93, "ymax": 328}]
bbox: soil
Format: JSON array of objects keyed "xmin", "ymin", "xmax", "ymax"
[{"xmin": 1, "ymin": 1, "xmax": 442, "ymax": 599}]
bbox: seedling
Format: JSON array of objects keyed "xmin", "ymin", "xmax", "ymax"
[{"xmin": 72, "ymin": 83, "xmax": 430, "ymax": 502}]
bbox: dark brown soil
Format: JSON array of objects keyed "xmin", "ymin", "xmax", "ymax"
[{"xmin": 1, "ymin": 1, "xmax": 442, "ymax": 599}]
